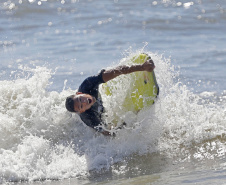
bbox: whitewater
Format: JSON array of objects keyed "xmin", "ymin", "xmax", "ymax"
[
  {"xmin": 0, "ymin": 51, "xmax": 225, "ymax": 184},
  {"xmin": 1, "ymin": 0, "xmax": 226, "ymax": 184}
]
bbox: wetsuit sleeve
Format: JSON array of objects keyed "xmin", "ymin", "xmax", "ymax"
[{"xmin": 78, "ymin": 69, "xmax": 105, "ymax": 98}]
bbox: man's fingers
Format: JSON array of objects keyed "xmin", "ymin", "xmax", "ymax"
[
  {"xmin": 145, "ymin": 59, "xmax": 155, "ymax": 72},
  {"xmin": 147, "ymin": 59, "xmax": 154, "ymax": 64}
]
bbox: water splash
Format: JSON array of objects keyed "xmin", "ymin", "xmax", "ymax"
[{"xmin": 0, "ymin": 52, "xmax": 225, "ymax": 183}]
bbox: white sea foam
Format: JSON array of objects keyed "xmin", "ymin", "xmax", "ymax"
[{"xmin": 0, "ymin": 52, "xmax": 225, "ymax": 183}]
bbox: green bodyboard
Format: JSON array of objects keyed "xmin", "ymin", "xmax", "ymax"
[{"xmin": 103, "ymin": 53, "xmax": 159, "ymax": 112}]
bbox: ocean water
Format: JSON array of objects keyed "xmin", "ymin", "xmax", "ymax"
[{"xmin": 0, "ymin": 0, "xmax": 226, "ymax": 184}]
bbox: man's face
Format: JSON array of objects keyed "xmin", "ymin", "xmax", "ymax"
[{"xmin": 73, "ymin": 93, "xmax": 96, "ymax": 113}]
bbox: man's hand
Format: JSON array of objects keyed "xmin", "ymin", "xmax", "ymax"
[
  {"xmin": 101, "ymin": 130, "xmax": 112, "ymax": 136},
  {"xmin": 142, "ymin": 59, "xmax": 155, "ymax": 72}
]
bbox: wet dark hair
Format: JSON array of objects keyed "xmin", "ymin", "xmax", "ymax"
[{"xmin": 65, "ymin": 95, "xmax": 76, "ymax": 112}]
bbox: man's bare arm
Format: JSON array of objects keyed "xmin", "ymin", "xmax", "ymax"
[{"xmin": 102, "ymin": 59, "xmax": 155, "ymax": 83}]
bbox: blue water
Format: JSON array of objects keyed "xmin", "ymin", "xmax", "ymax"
[{"xmin": 0, "ymin": 0, "xmax": 226, "ymax": 184}]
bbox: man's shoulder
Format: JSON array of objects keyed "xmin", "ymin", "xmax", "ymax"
[{"xmin": 78, "ymin": 70, "xmax": 105, "ymax": 95}]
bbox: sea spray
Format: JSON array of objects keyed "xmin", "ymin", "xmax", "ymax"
[
  {"xmin": 0, "ymin": 52, "xmax": 225, "ymax": 183},
  {"xmin": 0, "ymin": 66, "xmax": 90, "ymax": 183}
]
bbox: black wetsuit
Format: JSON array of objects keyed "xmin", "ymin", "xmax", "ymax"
[{"xmin": 78, "ymin": 70, "xmax": 106, "ymax": 132}]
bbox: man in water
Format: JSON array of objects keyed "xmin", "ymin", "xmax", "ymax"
[{"xmin": 65, "ymin": 58, "xmax": 155, "ymax": 136}]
